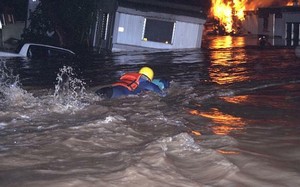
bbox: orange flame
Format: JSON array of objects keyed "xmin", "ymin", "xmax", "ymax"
[
  {"xmin": 247, "ymin": 0, "xmax": 296, "ymax": 9},
  {"xmin": 210, "ymin": 0, "xmax": 246, "ymax": 33},
  {"xmin": 286, "ymin": 1, "xmax": 297, "ymax": 6},
  {"xmin": 209, "ymin": 0, "xmax": 296, "ymax": 34}
]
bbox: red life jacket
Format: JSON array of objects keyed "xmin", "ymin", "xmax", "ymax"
[{"xmin": 113, "ymin": 72, "xmax": 142, "ymax": 91}]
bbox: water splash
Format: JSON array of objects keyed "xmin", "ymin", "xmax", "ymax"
[
  {"xmin": 53, "ymin": 66, "xmax": 87, "ymax": 111},
  {"xmin": 0, "ymin": 61, "xmax": 33, "ymax": 106}
]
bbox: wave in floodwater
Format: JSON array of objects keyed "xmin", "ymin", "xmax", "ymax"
[{"xmin": 1, "ymin": 46, "xmax": 300, "ymax": 187}]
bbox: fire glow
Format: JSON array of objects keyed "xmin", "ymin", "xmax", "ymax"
[
  {"xmin": 210, "ymin": 0, "xmax": 246, "ymax": 34},
  {"xmin": 209, "ymin": 0, "xmax": 296, "ymax": 34}
]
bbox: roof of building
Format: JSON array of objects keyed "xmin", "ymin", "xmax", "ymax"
[
  {"xmin": 118, "ymin": 0, "xmax": 208, "ymax": 19},
  {"xmin": 258, "ymin": 5, "xmax": 300, "ymax": 14}
]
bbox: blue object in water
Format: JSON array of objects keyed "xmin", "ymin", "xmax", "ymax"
[{"xmin": 152, "ymin": 79, "xmax": 170, "ymax": 90}]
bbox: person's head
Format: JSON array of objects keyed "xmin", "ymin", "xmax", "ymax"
[{"xmin": 139, "ymin": 67, "xmax": 154, "ymax": 81}]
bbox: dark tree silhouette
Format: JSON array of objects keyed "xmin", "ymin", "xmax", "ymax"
[{"xmin": 22, "ymin": 0, "xmax": 97, "ymax": 50}]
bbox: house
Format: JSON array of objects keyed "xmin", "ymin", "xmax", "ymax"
[
  {"xmin": 0, "ymin": 7, "xmax": 25, "ymax": 49},
  {"xmin": 90, "ymin": 0, "xmax": 207, "ymax": 52},
  {"xmin": 4, "ymin": 0, "xmax": 207, "ymax": 52},
  {"xmin": 257, "ymin": 5, "xmax": 300, "ymax": 46},
  {"xmin": 242, "ymin": 3, "xmax": 300, "ymax": 46},
  {"xmin": 242, "ymin": 10, "xmax": 259, "ymax": 35}
]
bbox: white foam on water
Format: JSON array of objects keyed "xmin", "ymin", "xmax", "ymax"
[
  {"xmin": 0, "ymin": 122, "xmax": 7, "ymax": 129},
  {"xmin": 51, "ymin": 66, "xmax": 89, "ymax": 113},
  {"xmin": 1, "ymin": 47, "xmax": 300, "ymax": 187},
  {"xmin": 0, "ymin": 62, "xmax": 36, "ymax": 107},
  {"xmin": 18, "ymin": 133, "xmax": 238, "ymax": 187}
]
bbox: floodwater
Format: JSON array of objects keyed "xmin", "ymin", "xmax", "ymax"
[{"xmin": 1, "ymin": 36, "xmax": 300, "ymax": 187}]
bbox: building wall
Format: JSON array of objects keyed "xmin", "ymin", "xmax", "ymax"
[
  {"xmin": 1, "ymin": 21, "xmax": 25, "ymax": 48},
  {"xmin": 2, "ymin": 22, "xmax": 25, "ymax": 41},
  {"xmin": 91, "ymin": 0, "xmax": 117, "ymax": 51},
  {"xmin": 257, "ymin": 14, "xmax": 275, "ymax": 36},
  {"xmin": 242, "ymin": 12, "xmax": 259, "ymax": 35},
  {"xmin": 242, "ymin": 8, "xmax": 300, "ymax": 46},
  {"xmin": 272, "ymin": 12, "xmax": 300, "ymax": 38},
  {"xmin": 173, "ymin": 22, "xmax": 202, "ymax": 48},
  {"xmin": 115, "ymin": 13, "xmax": 144, "ymax": 46},
  {"xmin": 257, "ymin": 11, "xmax": 300, "ymax": 46},
  {"xmin": 282, "ymin": 12, "xmax": 300, "ymax": 46},
  {"xmin": 112, "ymin": 8, "xmax": 205, "ymax": 51}
]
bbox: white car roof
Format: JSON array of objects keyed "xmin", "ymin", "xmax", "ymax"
[{"xmin": 0, "ymin": 43, "xmax": 75, "ymax": 58}]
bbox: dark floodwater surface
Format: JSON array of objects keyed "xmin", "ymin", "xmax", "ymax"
[{"xmin": 1, "ymin": 36, "xmax": 300, "ymax": 187}]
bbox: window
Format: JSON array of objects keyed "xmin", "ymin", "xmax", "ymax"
[
  {"xmin": 286, "ymin": 22, "xmax": 300, "ymax": 46},
  {"xmin": 27, "ymin": 45, "xmax": 75, "ymax": 59},
  {"xmin": 142, "ymin": 18, "xmax": 175, "ymax": 44}
]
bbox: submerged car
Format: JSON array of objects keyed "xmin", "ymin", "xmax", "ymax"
[{"xmin": 0, "ymin": 43, "xmax": 75, "ymax": 59}]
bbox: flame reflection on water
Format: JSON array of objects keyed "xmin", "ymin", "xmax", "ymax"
[
  {"xmin": 189, "ymin": 108, "xmax": 246, "ymax": 135},
  {"xmin": 208, "ymin": 36, "xmax": 250, "ymax": 85},
  {"xmin": 207, "ymin": 35, "xmax": 247, "ymax": 49}
]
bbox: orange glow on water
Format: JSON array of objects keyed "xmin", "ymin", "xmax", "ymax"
[
  {"xmin": 221, "ymin": 95, "xmax": 249, "ymax": 104},
  {"xmin": 189, "ymin": 108, "xmax": 246, "ymax": 135},
  {"xmin": 218, "ymin": 149, "xmax": 240, "ymax": 155},
  {"xmin": 208, "ymin": 35, "xmax": 246, "ymax": 48},
  {"xmin": 191, "ymin": 130, "xmax": 202, "ymax": 136},
  {"xmin": 208, "ymin": 37, "xmax": 250, "ymax": 85}
]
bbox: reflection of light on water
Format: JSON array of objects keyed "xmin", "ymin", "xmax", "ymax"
[
  {"xmin": 191, "ymin": 130, "xmax": 201, "ymax": 136},
  {"xmin": 189, "ymin": 108, "xmax": 245, "ymax": 135},
  {"xmin": 208, "ymin": 36, "xmax": 250, "ymax": 85},
  {"xmin": 209, "ymin": 36, "xmax": 246, "ymax": 49},
  {"xmin": 223, "ymin": 93, "xmax": 297, "ymax": 109},
  {"xmin": 221, "ymin": 95, "xmax": 249, "ymax": 104},
  {"xmin": 217, "ymin": 149, "xmax": 240, "ymax": 155},
  {"xmin": 209, "ymin": 71, "xmax": 250, "ymax": 85}
]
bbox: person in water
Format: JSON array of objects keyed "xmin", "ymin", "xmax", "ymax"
[{"xmin": 95, "ymin": 67, "xmax": 169, "ymax": 99}]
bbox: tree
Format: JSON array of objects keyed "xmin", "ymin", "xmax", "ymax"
[{"xmin": 22, "ymin": 0, "xmax": 97, "ymax": 50}]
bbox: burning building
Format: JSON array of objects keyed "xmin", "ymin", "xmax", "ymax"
[
  {"xmin": 208, "ymin": 0, "xmax": 300, "ymax": 46},
  {"xmin": 209, "ymin": 0, "xmax": 247, "ymax": 35}
]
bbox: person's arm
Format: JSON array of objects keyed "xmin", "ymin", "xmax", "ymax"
[
  {"xmin": 152, "ymin": 79, "xmax": 170, "ymax": 90},
  {"xmin": 139, "ymin": 80, "xmax": 166, "ymax": 97}
]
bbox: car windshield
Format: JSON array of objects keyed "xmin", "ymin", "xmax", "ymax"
[{"xmin": 27, "ymin": 45, "xmax": 74, "ymax": 59}]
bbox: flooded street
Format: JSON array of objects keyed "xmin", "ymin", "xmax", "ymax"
[{"xmin": 1, "ymin": 36, "xmax": 300, "ymax": 187}]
